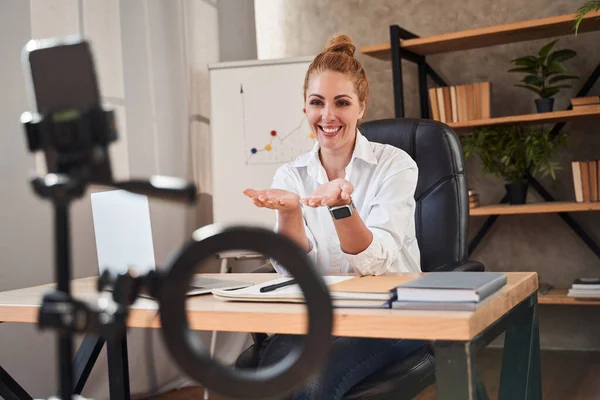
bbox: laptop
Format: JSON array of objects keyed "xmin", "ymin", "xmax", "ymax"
[{"xmin": 90, "ymin": 189, "xmax": 253, "ymax": 296}]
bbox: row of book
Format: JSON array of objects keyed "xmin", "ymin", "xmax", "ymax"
[
  {"xmin": 428, "ymin": 82, "xmax": 491, "ymax": 124},
  {"xmin": 568, "ymin": 278, "xmax": 600, "ymax": 299},
  {"xmin": 572, "ymin": 160, "xmax": 600, "ymax": 203},
  {"xmin": 571, "ymin": 95, "xmax": 600, "ymax": 110}
]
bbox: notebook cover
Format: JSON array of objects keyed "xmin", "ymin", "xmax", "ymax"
[
  {"xmin": 395, "ymin": 272, "xmax": 507, "ymax": 302},
  {"xmin": 327, "ymin": 275, "xmax": 419, "ymax": 294}
]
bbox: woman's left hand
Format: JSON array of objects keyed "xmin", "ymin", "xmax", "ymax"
[{"xmin": 301, "ymin": 178, "xmax": 354, "ymax": 207}]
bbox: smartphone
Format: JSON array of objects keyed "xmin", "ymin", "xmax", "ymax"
[
  {"xmin": 22, "ymin": 36, "xmax": 114, "ymax": 180},
  {"xmin": 23, "ymin": 36, "xmax": 101, "ymax": 114}
]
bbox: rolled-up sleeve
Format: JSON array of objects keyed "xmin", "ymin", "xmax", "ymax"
[
  {"xmin": 269, "ymin": 166, "xmax": 318, "ymax": 276},
  {"xmin": 343, "ymin": 162, "xmax": 418, "ymax": 275}
]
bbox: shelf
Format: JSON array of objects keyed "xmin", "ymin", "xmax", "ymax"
[
  {"xmin": 538, "ymin": 288, "xmax": 600, "ymax": 305},
  {"xmin": 470, "ymin": 201, "xmax": 600, "ymax": 216},
  {"xmin": 447, "ymin": 106, "xmax": 600, "ymax": 132},
  {"xmin": 361, "ymin": 11, "xmax": 600, "ymax": 59}
]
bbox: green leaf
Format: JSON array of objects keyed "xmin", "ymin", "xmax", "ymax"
[
  {"xmin": 547, "ymin": 49, "xmax": 577, "ymax": 64},
  {"xmin": 511, "ymin": 56, "xmax": 539, "ymax": 67},
  {"xmin": 541, "ymin": 87, "xmax": 560, "ymax": 98},
  {"xmin": 507, "ymin": 66, "xmax": 538, "ymax": 74},
  {"xmin": 548, "ymin": 75, "xmax": 579, "ymax": 84},
  {"xmin": 547, "ymin": 62, "xmax": 566, "ymax": 75},
  {"xmin": 523, "ymin": 75, "xmax": 544, "ymax": 86},
  {"xmin": 573, "ymin": 0, "xmax": 600, "ymax": 35},
  {"xmin": 538, "ymin": 39, "xmax": 558, "ymax": 59},
  {"xmin": 515, "ymin": 84, "xmax": 542, "ymax": 95}
]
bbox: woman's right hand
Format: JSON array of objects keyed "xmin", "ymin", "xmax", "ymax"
[{"xmin": 243, "ymin": 188, "xmax": 301, "ymax": 214}]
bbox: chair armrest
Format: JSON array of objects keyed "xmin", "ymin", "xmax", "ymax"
[{"xmin": 431, "ymin": 260, "xmax": 485, "ymax": 272}]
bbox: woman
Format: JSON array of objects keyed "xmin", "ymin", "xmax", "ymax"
[{"xmin": 242, "ymin": 34, "xmax": 427, "ymax": 400}]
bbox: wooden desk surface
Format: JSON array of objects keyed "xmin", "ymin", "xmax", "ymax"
[{"xmin": 0, "ymin": 272, "xmax": 538, "ymax": 341}]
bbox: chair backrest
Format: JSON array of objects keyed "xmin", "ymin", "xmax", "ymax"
[{"xmin": 359, "ymin": 118, "xmax": 469, "ymax": 272}]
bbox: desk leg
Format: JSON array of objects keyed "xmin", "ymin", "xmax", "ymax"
[
  {"xmin": 107, "ymin": 332, "xmax": 131, "ymax": 400},
  {"xmin": 434, "ymin": 341, "xmax": 478, "ymax": 400},
  {"xmin": 0, "ymin": 366, "xmax": 32, "ymax": 400},
  {"xmin": 73, "ymin": 335, "xmax": 105, "ymax": 394},
  {"xmin": 498, "ymin": 295, "xmax": 542, "ymax": 400}
]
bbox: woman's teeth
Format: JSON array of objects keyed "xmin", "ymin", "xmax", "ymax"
[{"xmin": 321, "ymin": 126, "xmax": 342, "ymax": 133}]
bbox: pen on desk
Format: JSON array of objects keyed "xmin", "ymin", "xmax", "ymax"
[{"xmin": 260, "ymin": 278, "xmax": 298, "ymax": 293}]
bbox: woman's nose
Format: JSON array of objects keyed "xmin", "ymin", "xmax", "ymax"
[{"xmin": 321, "ymin": 105, "xmax": 335, "ymax": 121}]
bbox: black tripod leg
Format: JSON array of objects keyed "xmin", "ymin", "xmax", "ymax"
[
  {"xmin": 107, "ymin": 332, "xmax": 131, "ymax": 400},
  {"xmin": 73, "ymin": 335, "xmax": 105, "ymax": 394},
  {"xmin": 0, "ymin": 366, "xmax": 32, "ymax": 400}
]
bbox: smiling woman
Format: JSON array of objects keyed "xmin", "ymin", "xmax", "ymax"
[{"xmin": 240, "ymin": 33, "xmax": 427, "ymax": 400}]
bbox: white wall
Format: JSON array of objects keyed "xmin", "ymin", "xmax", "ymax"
[{"xmin": 0, "ymin": 0, "xmax": 220, "ymax": 398}]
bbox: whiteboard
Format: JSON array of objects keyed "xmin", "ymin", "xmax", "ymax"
[{"xmin": 209, "ymin": 57, "xmax": 315, "ymax": 229}]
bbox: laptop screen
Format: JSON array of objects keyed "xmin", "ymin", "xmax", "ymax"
[{"xmin": 90, "ymin": 189, "xmax": 156, "ymax": 275}]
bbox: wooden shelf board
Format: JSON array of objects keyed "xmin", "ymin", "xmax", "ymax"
[
  {"xmin": 539, "ymin": 288, "xmax": 600, "ymax": 306},
  {"xmin": 360, "ymin": 11, "xmax": 600, "ymax": 59},
  {"xmin": 470, "ymin": 202, "xmax": 600, "ymax": 216},
  {"xmin": 448, "ymin": 106, "xmax": 600, "ymax": 132}
]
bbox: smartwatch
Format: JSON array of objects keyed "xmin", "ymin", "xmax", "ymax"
[{"xmin": 328, "ymin": 198, "xmax": 356, "ymax": 220}]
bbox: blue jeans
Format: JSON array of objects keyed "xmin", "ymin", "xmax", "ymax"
[{"xmin": 257, "ymin": 334, "xmax": 428, "ymax": 400}]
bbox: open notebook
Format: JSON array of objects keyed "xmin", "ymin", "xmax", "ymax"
[{"xmin": 212, "ymin": 275, "xmax": 419, "ymax": 304}]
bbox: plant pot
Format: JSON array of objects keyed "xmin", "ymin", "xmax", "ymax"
[
  {"xmin": 535, "ymin": 98, "xmax": 554, "ymax": 113},
  {"xmin": 505, "ymin": 182, "xmax": 529, "ymax": 205}
]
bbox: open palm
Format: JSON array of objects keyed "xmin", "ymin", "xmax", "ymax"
[
  {"xmin": 243, "ymin": 188, "xmax": 301, "ymax": 213},
  {"xmin": 301, "ymin": 178, "xmax": 353, "ymax": 207}
]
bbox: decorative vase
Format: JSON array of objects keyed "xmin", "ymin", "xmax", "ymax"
[
  {"xmin": 505, "ymin": 182, "xmax": 529, "ymax": 205},
  {"xmin": 535, "ymin": 98, "xmax": 554, "ymax": 113}
]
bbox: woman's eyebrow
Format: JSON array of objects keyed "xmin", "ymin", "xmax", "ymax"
[{"xmin": 308, "ymin": 94, "xmax": 353, "ymax": 99}]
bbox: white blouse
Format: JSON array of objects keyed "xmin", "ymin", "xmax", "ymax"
[{"xmin": 271, "ymin": 130, "xmax": 421, "ymax": 276}]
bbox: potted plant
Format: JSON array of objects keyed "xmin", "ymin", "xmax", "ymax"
[
  {"xmin": 508, "ymin": 39, "xmax": 578, "ymax": 113},
  {"xmin": 573, "ymin": 1, "xmax": 600, "ymax": 35},
  {"xmin": 460, "ymin": 123, "xmax": 567, "ymax": 205}
]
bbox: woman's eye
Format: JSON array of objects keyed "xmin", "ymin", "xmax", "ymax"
[
  {"xmin": 310, "ymin": 100, "xmax": 323, "ymax": 106},
  {"xmin": 337, "ymin": 101, "xmax": 350, "ymax": 107}
]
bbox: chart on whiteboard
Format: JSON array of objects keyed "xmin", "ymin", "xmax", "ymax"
[{"xmin": 240, "ymin": 84, "xmax": 315, "ymax": 166}]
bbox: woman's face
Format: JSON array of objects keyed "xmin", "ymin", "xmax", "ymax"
[{"xmin": 305, "ymin": 70, "xmax": 365, "ymax": 154}]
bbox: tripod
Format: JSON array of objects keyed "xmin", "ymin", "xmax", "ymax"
[{"xmin": 21, "ymin": 37, "xmax": 333, "ymax": 400}]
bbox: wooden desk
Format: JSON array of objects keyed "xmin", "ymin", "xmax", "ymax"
[{"xmin": 0, "ymin": 272, "xmax": 541, "ymax": 400}]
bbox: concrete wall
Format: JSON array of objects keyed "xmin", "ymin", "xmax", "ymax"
[
  {"xmin": 254, "ymin": 0, "xmax": 600, "ymax": 350},
  {"xmin": 218, "ymin": 0, "xmax": 258, "ymax": 62}
]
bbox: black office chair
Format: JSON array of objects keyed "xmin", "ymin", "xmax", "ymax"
[{"xmin": 235, "ymin": 118, "xmax": 484, "ymax": 399}]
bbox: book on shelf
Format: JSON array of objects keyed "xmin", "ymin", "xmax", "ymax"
[
  {"xmin": 568, "ymin": 278, "xmax": 600, "ymax": 299},
  {"xmin": 571, "ymin": 96, "xmax": 600, "ymax": 107},
  {"xmin": 572, "ymin": 160, "xmax": 600, "ymax": 203},
  {"xmin": 428, "ymin": 82, "xmax": 491, "ymax": 124}
]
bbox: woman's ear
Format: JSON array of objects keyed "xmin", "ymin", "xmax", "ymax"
[{"xmin": 358, "ymin": 102, "xmax": 366, "ymax": 120}]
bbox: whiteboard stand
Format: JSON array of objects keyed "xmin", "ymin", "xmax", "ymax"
[{"xmin": 205, "ymin": 251, "xmax": 267, "ymax": 400}]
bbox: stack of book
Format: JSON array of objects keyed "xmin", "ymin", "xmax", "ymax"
[
  {"xmin": 568, "ymin": 278, "xmax": 600, "ymax": 299},
  {"xmin": 428, "ymin": 82, "xmax": 491, "ymax": 124},
  {"xmin": 390, "ymin": 272, "xmax": 507, "ymax": 311},
  {"xmin": 571, "ymin": 96, "xmax": 600, "ymax": 111},
  {"xmin": 572, "ymin": 160, "xmax": 600, "ymax": 202},
  {"xmin": 212, "ymin": 272, "xmax": 508, "ymax": 311}
]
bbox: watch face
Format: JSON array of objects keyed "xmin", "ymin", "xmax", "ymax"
[{"xmin": 332, "ymin": 206, "xmax": 352, "ymax": 219}]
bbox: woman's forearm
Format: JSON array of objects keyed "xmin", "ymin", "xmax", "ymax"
[
  {"xmin": 333, "ymin": 212, "xmax": 373, "ymax": 254},
  {"xmin": 276, "ymin": 208, "xmax": 310, "ymax": 253}
]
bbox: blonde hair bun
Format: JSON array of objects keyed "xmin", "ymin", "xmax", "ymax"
[{"xmin": 324, "ymin": 34, "xmax": 355, "ymax": 57}]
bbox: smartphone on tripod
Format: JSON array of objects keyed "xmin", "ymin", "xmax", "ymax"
[{"xmin": 22, "ymin": 37, "xmax": 115, "ymax": 180}]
